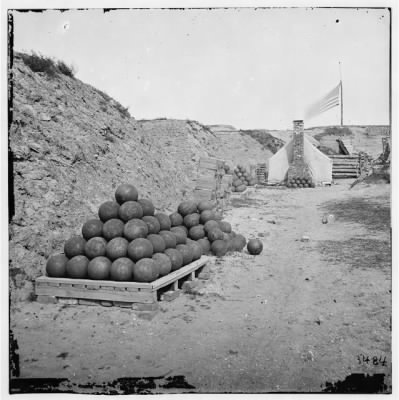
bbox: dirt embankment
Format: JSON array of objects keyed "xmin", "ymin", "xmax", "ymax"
[
  {"xmin": 8, "ymin": 53, "xmax": 226, "ymax": 303},
  {"xmin": 207, "ymin": 126, "xmax": 283, "ymax": 168}
]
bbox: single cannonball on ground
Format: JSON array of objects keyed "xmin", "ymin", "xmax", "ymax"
[{"xmin": 247, "ymin": 239, "xmax": 263, "ymax": 255}]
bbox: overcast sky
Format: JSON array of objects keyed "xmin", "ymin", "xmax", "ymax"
[{"xmin": 12, "ymin": 7, "xmax": 390, "ymax": 129}]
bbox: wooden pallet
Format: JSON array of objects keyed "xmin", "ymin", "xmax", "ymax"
[{"xmin": 35, "ymin": 257, "xmax": 210, "ymax": 306}]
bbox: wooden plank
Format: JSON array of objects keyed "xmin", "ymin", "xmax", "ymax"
[
  {"xmin": 332, "ymin": 162, "xmax": 359, "ymax": 164},
  {"xmin": 330, "ymin": 155, "xmax": 359, "ymax": 159},
  {"xmin": 196, "ymin": 178, "xmax": 215, "ymax": 190},
  {"xmin": 199, "ymin": 159, "xmax": 218, "ymax": 170},
  {"xmin": 333, "ymin": 169, "xmax": 359, "ymax": 171},
  {"xmin": 333, "ymin": 165, "xmax": 359, "ymax": 168},
  {"xmin": 193, "ymin": 189, "xmax": 213, "ymax": 200},
  {"xmin": 332, "ymin": 160, "xmax": 359, "ymax": 163},
  {"xmin": 35, "ymin": 285, "xmax": 156, "ymax": 303},
  {"xmin": 333, "ymin": 170, "xmax": 359, "ymax": 173},
  {"xmin": 333, "ymin": 173, "xmax": 358, "ymax": 177},
  {"xmin": 35, "ymin": 276, "xmax": 152, "ymax": 290},
  {"xmin": 151, "ymin": 257, "xmax": 209, "ymax": 290}
]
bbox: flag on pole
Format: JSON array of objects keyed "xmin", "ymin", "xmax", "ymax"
[{"xmin": 305, "ymin": 82, "xmax": 341, "ymax": 119}]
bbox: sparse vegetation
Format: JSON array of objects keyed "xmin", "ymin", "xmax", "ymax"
[
  {"xmin": 95, "ymin": 88, "xmax": 131, "ymax": 119},
  {"xmin": 320, "ymin": 126, "xmax": 353, "ymax": 137},
  {"xmin": 20, "ymin": 52, "xmax": 75, "ymax": 79},
  {"xmin": 114, "ymin": 102, "xmax": 131, "ymax": 119},
  {"xmin": 322, "ymin": 195, "xmax": 390, "ymax": 232},
  {"xmin": 56, "ymin": 60, "xmax": 75, "ymax": 78},
  {"xmin": 239, "ymin": 130, "xmax": 284, "ymax": 154}
]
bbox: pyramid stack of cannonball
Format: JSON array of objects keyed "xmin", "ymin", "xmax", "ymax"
[
  {"xmin": 46, "ymin": 184, "xmax": 263, "ymax": 283},
  {"xmin": 286, "ymin": 177, "xmax": 315, "ymax": 188},
  {"xmin": 231, "ymin": 165, "xmax": 256, "ymax": 192}
]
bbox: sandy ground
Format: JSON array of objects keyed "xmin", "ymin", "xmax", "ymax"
[{"xmin": 9, "ymin": 180, "xmax": 391, "ymax": 394}]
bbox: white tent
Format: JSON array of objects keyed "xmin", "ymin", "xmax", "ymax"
[{"xmin": 268, "ymin": 135, "xmax": 333, "ymax": 184}]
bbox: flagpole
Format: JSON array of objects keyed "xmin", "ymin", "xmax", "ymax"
[{"xmin": 339, "ymin": 62, "xmax": 343, "ymax": 126}]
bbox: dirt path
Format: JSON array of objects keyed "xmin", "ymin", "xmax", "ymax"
[{"xmin": 10, "ymin": 181, "xmax": 391, "ymax": 394}]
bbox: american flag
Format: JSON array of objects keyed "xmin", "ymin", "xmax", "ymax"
[{"xmin": 305, "ymin": 82, "xmax": 341, "ymax": 119}]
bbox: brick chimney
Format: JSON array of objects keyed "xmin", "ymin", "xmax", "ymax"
[{"xmin": 287, "ymin": 120, "xmax": 311, "ymax": 182}]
